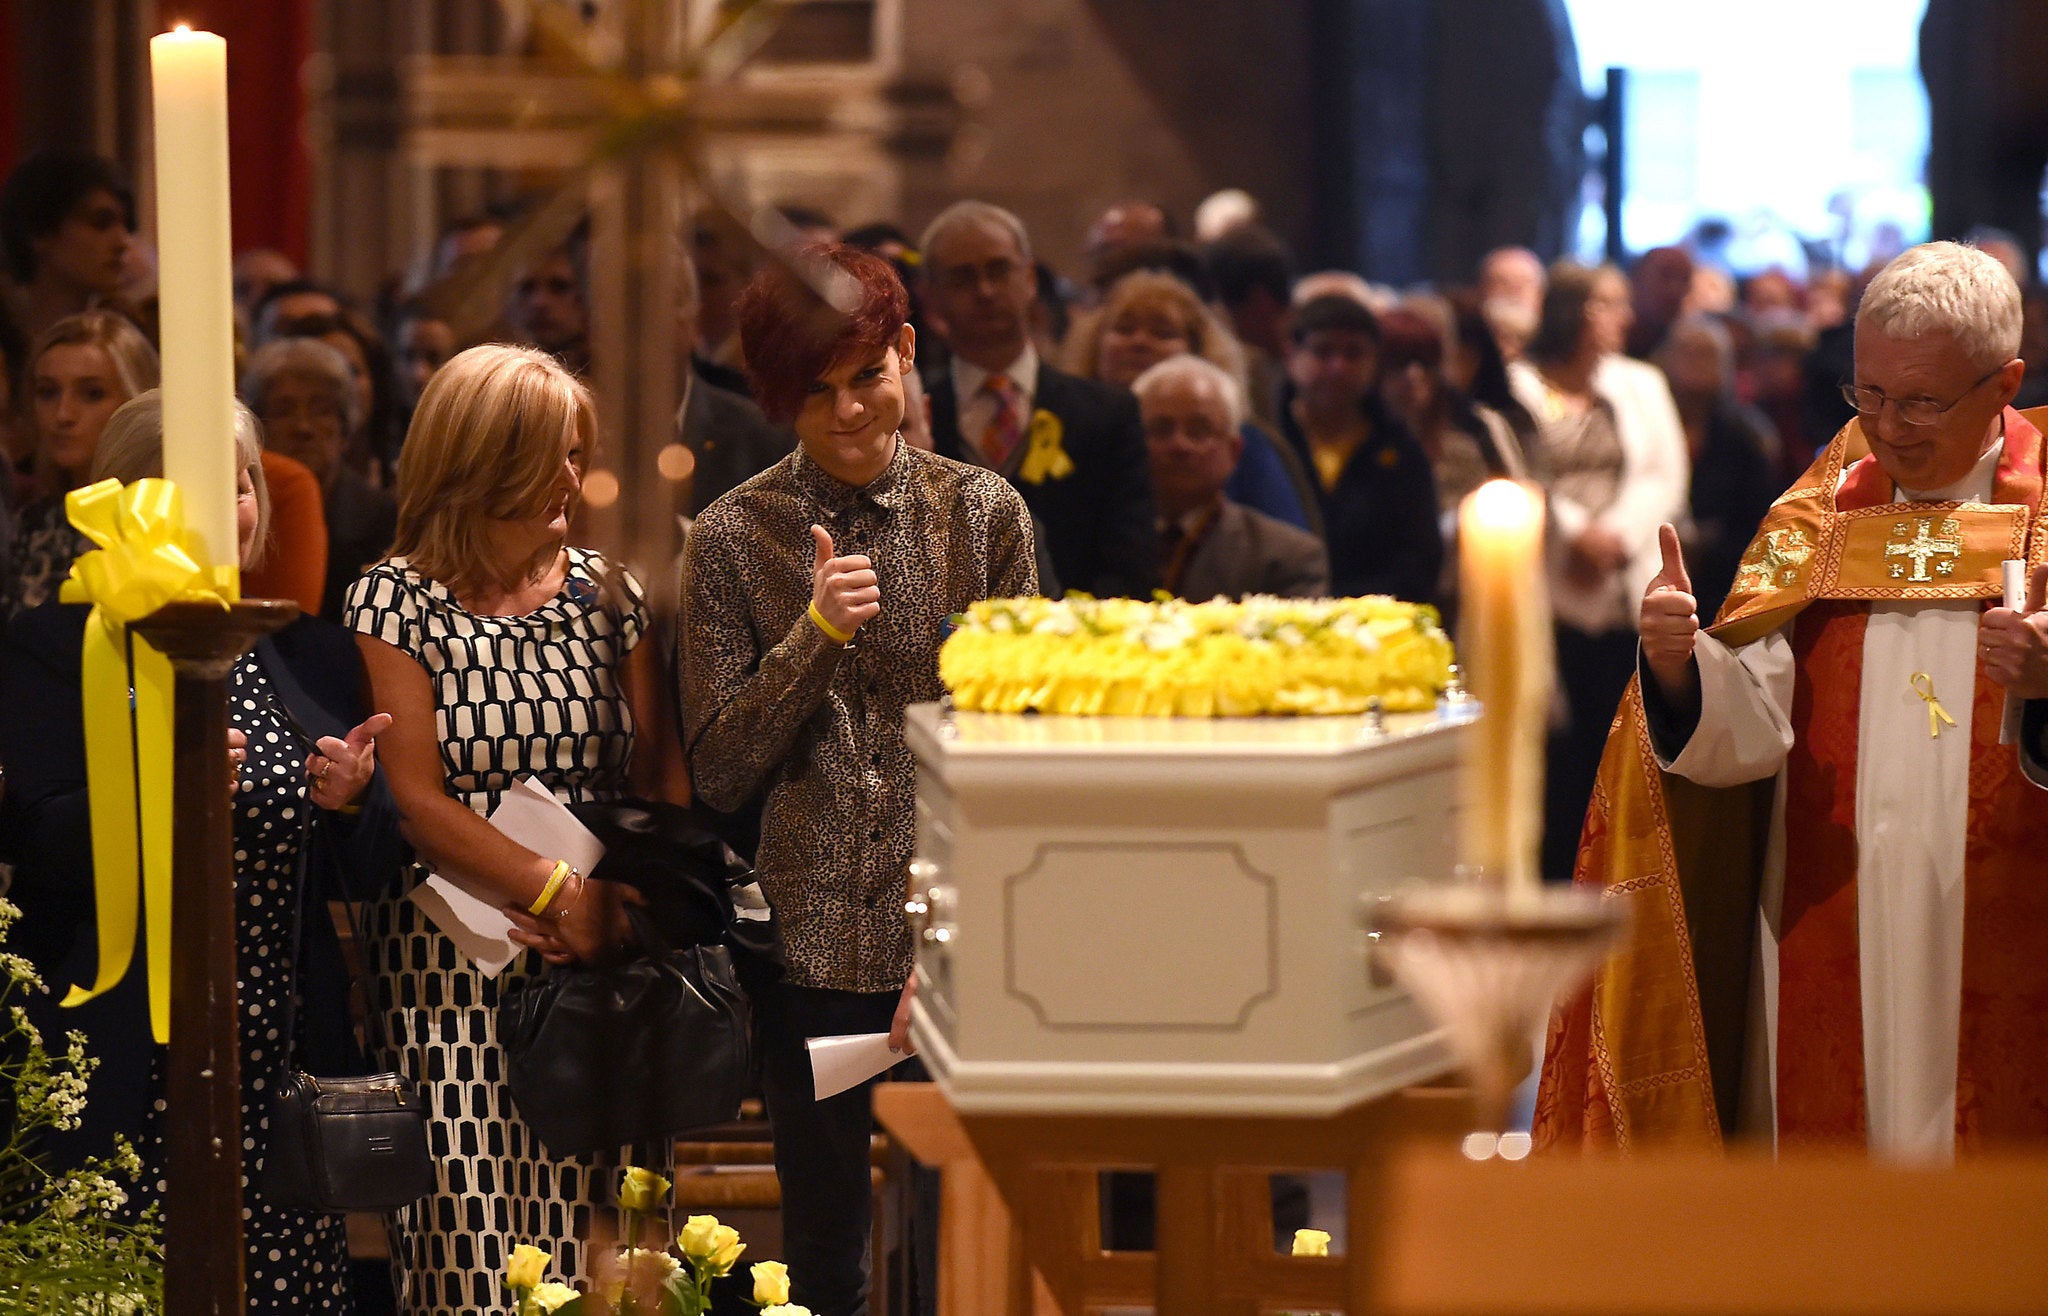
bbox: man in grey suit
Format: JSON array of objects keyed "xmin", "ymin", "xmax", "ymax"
[{"xmin": 1135, "ymin": 354, "xmax": 1330, "ymax": 601}]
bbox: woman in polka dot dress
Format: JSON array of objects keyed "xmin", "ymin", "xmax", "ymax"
[
  {"xmin": 346, "ymin": 345, "xmax": 685, "ymax": 1315},
  {"xmin": 0, "ymin": 393, "xmax": 409, "ymax": 1314}
]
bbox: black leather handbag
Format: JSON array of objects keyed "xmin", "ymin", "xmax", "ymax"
[
  {"xmin": 264, "ymin": 840, "xmax": 438, "ymax": 1213},
  {"xmin": 497, "ymin": 801, "xmax": 780, "ymax": 1157},
  {"xmin": 265, "ymin": 1068, "xmax": 436, "ymax": 1212}
]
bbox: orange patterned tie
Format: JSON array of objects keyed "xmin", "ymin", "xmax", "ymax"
[{"xmin": 979, "ymin": 373, "xmax": 1024, "ymax": 469}]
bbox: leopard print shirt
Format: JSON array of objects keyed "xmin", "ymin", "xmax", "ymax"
[{"xmin": 680, "ymin": 439, "xmax": 1037, "ymax": 992}]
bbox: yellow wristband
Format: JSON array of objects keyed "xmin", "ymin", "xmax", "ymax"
[
  {"xmin": 808, "ymin": 600, "xmax": 856, "ymax": 645},
  {"xmin": 530, "ymin": 860, "xmax": 572, "ymax": 916}
]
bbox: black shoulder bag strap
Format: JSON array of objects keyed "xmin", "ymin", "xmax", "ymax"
[
  {"xmin": 252, "ymin": 638, "xmax": 390, "ymax": 1072},
  {"xmin": 254, "ymin": 640, "xmax": 436, "ymax": 1213}
]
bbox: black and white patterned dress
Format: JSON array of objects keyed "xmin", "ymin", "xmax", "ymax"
[
  {"xmin": 342, "ymin": 549, "xmax": 655, "ymax": 1316},
  {"xmin": 134, "ymin": 654, "xmax": 353, "ymax": 1313}
]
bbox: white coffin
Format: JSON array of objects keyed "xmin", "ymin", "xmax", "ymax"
[{"xmin": 903, "ymin": 701, "xmax": 1468, "ymax": 1116}]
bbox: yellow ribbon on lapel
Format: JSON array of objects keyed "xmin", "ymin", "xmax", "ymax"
[
  {"xmin": 1017, "ymin": 408, "xmax": 1074, "ymax": 484},
  {"xmin": 58, "ymin": 478, "xmax": 237, "ymax": 1043}
]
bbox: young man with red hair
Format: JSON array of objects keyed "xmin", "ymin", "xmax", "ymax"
[{"xmin": 679, "ymin": 244, "xmax": 1036, "ymax": 1316}]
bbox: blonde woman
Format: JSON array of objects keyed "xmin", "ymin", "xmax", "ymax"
[
  {"xmin": 344, "ymin": 343, "xmax": 676, "ymax": 1313},
  {"xmin": 1066, "ymin": 268, "xmax": 1318, "ymax": 534},
  {"xmin": 2, "ymin": 308, "xmax": 156, "ymax": 616}
]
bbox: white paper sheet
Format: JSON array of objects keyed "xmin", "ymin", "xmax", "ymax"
[
  {"xmin": 2002, "ymin": 559, "xmax": 2027, "ymax": 745},
  {"xmin": 407, "ymin": 876, "xmax": 522, "ymax": 977},
  {"xmin": 488, "ymin": 776, "xmax": 607, "ymax": 875},
  {"xmin": 731, "ymin": 879, "xmax": 772, "ymax": 923},
  {"xmin": 805, "ymin": 1032, "xmax": 903, "ymax": 1101},
  {"xmin": 403, "ymin": 777, "xmax": 607, "ymax": 978}
]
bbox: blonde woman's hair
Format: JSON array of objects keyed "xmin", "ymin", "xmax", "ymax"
[
  {"xmin": 90, "ymin": 388, "xmax": 272, "ymax": 569},
  {"xmin": 29, "ymin": 310, "xmax": 158, "ymax": 399},
  {"xmin": 1065, "ymin": 269, "xmax": 1249, "ymax": 397},
  {"xmin": 1858, "ymin": 240, "xmax": 2022, "ymax": 374},
  {"xmin": 391, "ymin": 343, "xmax": 592, "ymax": 599},
  {"xmin": 27, "ymin": 309, "xmax": 160, "ymax": 486}
]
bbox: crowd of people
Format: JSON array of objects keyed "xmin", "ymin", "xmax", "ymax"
[{"xmin": 2, "ymin": 138, "xmax": 2044, "ymax": 1316}]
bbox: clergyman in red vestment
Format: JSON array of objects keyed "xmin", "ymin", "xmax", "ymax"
[{"xmin": 1537, "ymin": 241, "xmax": 2048, "ymax": 1161}]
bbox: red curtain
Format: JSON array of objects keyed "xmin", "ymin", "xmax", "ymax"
[
  {"xmin": 171, "ymin": 0, "xmax": 312, "ymax": 267},
  {"xmin": 0, "ymin": 3, "xmax": 18, "ymax": 174}
]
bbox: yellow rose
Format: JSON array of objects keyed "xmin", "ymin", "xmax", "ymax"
[
  {"xmin": 761, "ymin": 1307, "xmax": 815, "ymax": 1316},
  {"xmin": 505, "ymin": 1243, "xmax": 551, "ymax": 1291},
  {"xmin": 678, "ymin": 1213, "xmax": 721, "ymax": 1260},
  {"xmin": 708, "ymin": 1223, "xmax": 746, "ymax": 1275},
  {"xmin": 619, "ymin": 1165, "xmax": 672, "ymax": 1214},
  {"xmin": 751, "ymin": 1259, "xmax": 791, "ymax": 1306},
  {"xmin": 1291, "ymin": 1228, "xmax": 1332, "ymax": 1257},
  {"xmin": 530, "ymin": 1281, "xmax": 582, "ymax": 1312}
]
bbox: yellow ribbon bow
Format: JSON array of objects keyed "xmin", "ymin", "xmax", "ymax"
[
  {"xmin": 1017, "ymin": 408, "xmax": 1075, "ymax": 485},
  {"xmin": 58, "ymin": 478, "xmax": 237, "ymax": 1042},
  {"xmin": 1909, "ymin": 671, "xmax": 1958, "ymax": 740}
]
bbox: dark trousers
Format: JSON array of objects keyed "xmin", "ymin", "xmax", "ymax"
[
  {"xmin": 1542, "ymin": 624, "xmax": 1641, "ymax": 883},
  {"xmin": 756, "ymin": 978, "xmax": 903, "ymax": 1316}
]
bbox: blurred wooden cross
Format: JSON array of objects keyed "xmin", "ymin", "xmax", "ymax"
[{"xmin": 405, "ymin": 0, "xmax": 848, "ymax": 580}]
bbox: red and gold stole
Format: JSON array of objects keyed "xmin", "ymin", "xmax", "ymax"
[{"xmin": 1535, "ymin": 408, "xmax": 2048, "ymax": 1152}]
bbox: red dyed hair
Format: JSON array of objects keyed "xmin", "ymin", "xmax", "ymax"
[
  {"xmin": 738, "ymin": 243, "xmax": 910, "ymax": 423},
  {"xmin": 1375, "ymin": 307, "xmax": 1444, "ymax": 373}
]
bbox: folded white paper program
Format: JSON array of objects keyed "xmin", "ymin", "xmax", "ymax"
[
  {"xmin": 405, "ymin": 777, "xmax": 607, "ymax": 978},
  {"xmin": 805, "ymin": 1032, "xmax": 903, "ymax": 1101},
  {"xmin": 2002, "ymin": 559, "xmax": 2027, "ymax": 745}
]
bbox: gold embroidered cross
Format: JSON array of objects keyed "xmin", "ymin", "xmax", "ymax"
[
  {"xmin": 1735, "ymin": 528, "xmax": 1814, "ymax": 592},
  {"xmin": 1886, "ymin": 517, "xmax": 1964, "ymax": 581}
]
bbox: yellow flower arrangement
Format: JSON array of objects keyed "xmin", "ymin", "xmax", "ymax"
[
  {"xmin": 939, "ymin": 595, "xmax": 1454, "ymax": 717},
  {"xmin": 502, "ymin": 1168, "xmax": 795, "ymax": 1315}
]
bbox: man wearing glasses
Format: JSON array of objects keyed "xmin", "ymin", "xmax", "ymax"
[
  {"xmin": 917, "ymin": 200, "xmax": 1159, "ymax": 599},
  {"xmin": 1540, "ymin": 241, "xmax": 2048, "ymax": 1163}
]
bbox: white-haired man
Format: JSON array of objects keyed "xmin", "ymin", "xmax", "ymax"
[
  {"xmin": 919, "ymin": 200, "xmax": 1159, "ymax": 597},
  {"xmin": 1134, "ymin": 354, "xmax": 1328, "ymax": 600},
  {"xmin": 1478, "ymin": 245, "xmax": 1545, "ymax": 360},
  {"xmin": 1539, "ymin": 242, "xmax": 2048, "ymax": 1162}
]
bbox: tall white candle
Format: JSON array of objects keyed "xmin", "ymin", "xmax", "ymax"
[
  {"xmin": 150, "ymin": 26, "xmax": 238, "ymax": 576},
  {"xmin": 1457, "ymin": 479, "xmax": 1553, "ymax": 896}
]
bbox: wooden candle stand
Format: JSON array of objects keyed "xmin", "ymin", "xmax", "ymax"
[{"xmin": 130, "ymin": 598, "xmax": 298, "ymax": 1316}]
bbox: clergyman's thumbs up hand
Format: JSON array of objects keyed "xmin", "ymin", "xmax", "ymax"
[
  {"xmin": 1641, "ymin": 523, "xmax": 1701, "ymax": 704},
  {"xmin": 1980, "ymin": 561, "xmax": 2048, "ymax": 700},
  {"xmin": 810, "ymin": 523, "xmax": 880, "ymax": 643}
]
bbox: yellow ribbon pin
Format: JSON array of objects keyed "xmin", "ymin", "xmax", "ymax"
[
  {"xmin": 1017, "ymin": 408, "xmax": 1074, "ymax": 485},
  {"xmin": 1909, "ymin": 671, "xmax": 1957, "ymax": 740},
  {"xmin": 58, "ymin": 478, "xmax": 237, "ymax": 1043}
]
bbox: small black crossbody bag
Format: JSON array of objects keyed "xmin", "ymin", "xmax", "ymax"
[
  {"xmin": 264, "ymin": 870, "xmax": 437, "ymax": 1213},
  {"xmin": 256, "ymin": 653, "xmax": 437, "ymax": 1215}
]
